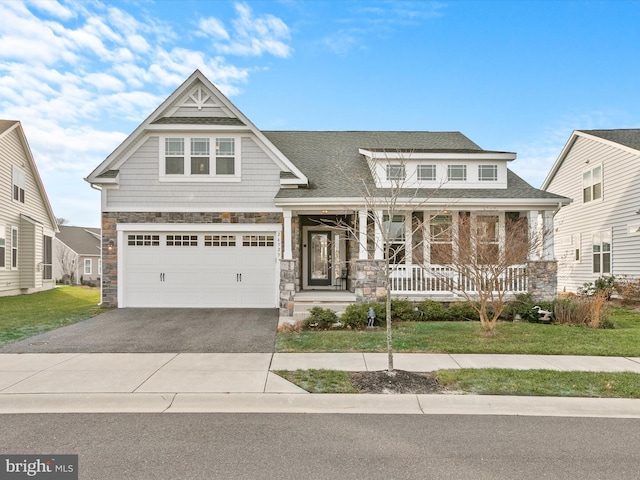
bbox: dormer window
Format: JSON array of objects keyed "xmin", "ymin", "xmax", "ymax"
[
  {"xmin": 478, "ymin": 165, "xmax": 498, "ymax": 181},
  {"xmin": 447, "ymin": 165, "xmax": 467, "ymax": 181},
  {"xmin": 417, "ymin": 164, "xmax": 436, "ymax": 181},
  {"xmin": 160, "ymin": 135, "xmax": 240, "ymax": 182},
  {"xmin": 386, "ymin": 164, "xmax": 405, "ymax": 181}
]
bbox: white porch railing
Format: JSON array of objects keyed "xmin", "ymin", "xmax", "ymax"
[{"xmin": 389, "ymin": 264, "xmax": 528, "ymax": 295}]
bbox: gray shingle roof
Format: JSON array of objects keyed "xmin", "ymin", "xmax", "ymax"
[
  {"xmin": 264, "ymin": 131, "xmax": 566, "ymax": 201},
  {"xmin": 57, "ymin": 226, "xmax": 101, "ymax": 255},
  {"xmin": 579, "ymin": 129, "xmax": 640, "ymax": 152}
]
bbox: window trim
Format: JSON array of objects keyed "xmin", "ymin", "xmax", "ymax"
[
  {"xmin": 447, "ymin": 164, "xmax": 467, "ymax": 182},
  {"xmin": 11, "ymin": 227, "xmax": 18, "ymax": 270},
  {"xmin": 478, "ymin": 164, "xmax": 498, "ymax": 182},
  {"xmin": 592, "ymin": 230, "xmax": 611, "ymax": 274},
  {"xmin": 385, "ymin": 164, "xmax": 406, "ymax": 181},
  {"xmin": 417, "ymin": 164, "xmax": 437, "ymax": 181},
  {"xmin": 159, "ymin": 135, "xmax": 241, "ymax": 182},
  {"xmin": 12, "ymin": 167, "xmax": 25, "ymax": 204},
  {"xmin": 582, "ymin": 164, "xmax": 603, "ymax": 204},
  {"xmin": 84, "ymin": 258, "xmax": 92, "ymax": 276}
]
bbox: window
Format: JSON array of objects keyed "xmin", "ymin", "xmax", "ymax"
[
  {"xmin": 417, "ymin": 165, "xmax": 436, "ymax": 181},
  {"xmin": 447, "ymin": 165, "xmax": 467, "ymax": 181},
  {"xmin": 386, "ymin": 164, "xmax": 405, "ymax": 181},
  {"xmin": 13, "ymin": 168, "xmax": 25, "ymax": 203},
  {"xmin": 84, "ymin": 258, "xmax": 92, "ymax": 275},
  {"xmin": 204, "ymin": 235, "xmax": 236, "ymax": 247},
  {"xmin": 127, "ymin": 235, "xmax": 160, "ymax": 246},
  {"xmin": 383, "ymin": 214, "xmax": 405, "ymax": 263},
  {"xmin": 11, "ymin": 227, "xmax": 18, "ymax": 269},
  {"xmin": 166, "ymin": 235, "xmax": 198, "ymax": 246},
  {"xmin": 592, "ymin": 231, "xmax": 611, "ymax": 274},
  {"xmin": 215, "ymin": 138, "xmax": 235, "ymax": 175},
  {"xmin": 242, "ymin": 235, "xmax": 274, "ymax": 247},
  {"xmin": 430, "ymin": 214, "xmax": 452, "ymax": 264},
  {"xmin": 165, "ymin": 138, "xmax": 185, "ymax": 175},
  {"xmin": 478, "ymin": 165, "xmax": 498, "ymax": 181},
  {"xmin": 162, "ymin": 136, "xmax": 239, "ymax": 179},
  {"xmin": 190, "ymin": 138, "xmax": 210, "ymax": 175},
  {"xmin": 0, "ymin": 225, "xmax": 5, "ymax": 268},
  {"xmin": 476, "ymin": 215, "xmax": 500, "ymax": 263},
  {"xmin": 43, "ymin": 235, "xmax": 52, "ymax": 279},
  {"xmin": 583, "ymin": 165, "xmax": 602, "ymax": 203}
]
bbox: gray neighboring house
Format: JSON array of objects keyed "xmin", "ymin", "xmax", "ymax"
[
  {"xmin": 85, "ymin": 70, "xmax": 569, "ymax": 312},
  {"xmin": 0, "ymin": 120, "xmax": 58, "ymax": 297},
  {"xmin": 54, "ymin": 225, "xmax": 101, "ymax": 285},
  {"xmin": 542, "ymin": 129, "xmax": 640, "ymax": 293}
]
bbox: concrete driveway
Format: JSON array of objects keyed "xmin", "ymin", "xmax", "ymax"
[{"xmin": 0, "ymin": 308, "xmax": 279, "ymax": 353}]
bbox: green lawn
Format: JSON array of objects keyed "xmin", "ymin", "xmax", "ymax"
[
  {"xmin": 275, "ymin": 368, "xmax": 640, "ymax": 398},
  {"xmin": 276, "ymin": 306, "xmax": 640, "ymax": 356},
  {"xmin": 0, "ymin": 286, "xmax": 103, "ymax": 344}
]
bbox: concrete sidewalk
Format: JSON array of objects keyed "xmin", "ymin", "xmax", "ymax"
[{"xmin": 0, "ymin": 353, "xmax": 639, "ymax": 417}]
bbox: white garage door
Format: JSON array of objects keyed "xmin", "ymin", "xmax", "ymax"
[{"xmin": 122, "ymin": 232, "xmax": 277, "ymax": 308}]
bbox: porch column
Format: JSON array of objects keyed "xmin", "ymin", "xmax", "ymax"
[
  {"xmin": 422, "ymin": 211, "xmax": 430, "ymax": 265},
  {"xmin": 283, "ymin": 210, "xmax": 292, "ymax": 260},
  {"xmin": 528, "ymin": 210, "xmax": 540, "ymax": 261},
  {"xmin": 374, "ymin": 210, "xmax": 384, "ymax": 260},
  {"xmin": 542, "ymin": 210, "xmax": 555, "ymax": 260},
  {"xmin": 404, "ymin": 213, "xmax": 413, "ymax": 264},
  {"xmin": 358, "ymin": 209, "xmax": 368, "ymax": 260}
]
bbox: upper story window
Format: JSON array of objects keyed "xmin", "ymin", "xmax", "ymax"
[
  {"xmin": 447, "ymin": 165, "xmax": 467, "ymax": 181},
  {"xmin": 13, "ymin": 167, "xmax": 25, "ymax": 203},
  {"xmin": 386, "ymin": 164, "xmax": 405, "ymax": 181},
  {"xmin": 478, "ymin": 165, "xmax": 498, "ymax": 181},
  {"xmin": 161, "ymin": 136, "xmax": 240, "ymax": 181},
  {"xmin": 417, "ymin": 165, "xmax": 436, "ymax": 181},
  {"xmin": 0, "ymin": 225, "xmax": 5, "ymax": 268},
  {"xmin": 583, "ymin": 165, "xmax": 602, "ymax": 203}
]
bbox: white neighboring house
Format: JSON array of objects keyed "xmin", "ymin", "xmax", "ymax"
[
  {"xmin": 0, "ymin": 120, "xmax": 58, "ymax": 297},
  {"xmin": 542, "ymin": 129, "xmax": 640, "ymax": 293},
  {"xmin": 54, "ymin": 225, "xmax": 101, "ymax": 285},
  {"xmin": 86, "ymin": 70, "xmax": 569, "ymax": 311}
]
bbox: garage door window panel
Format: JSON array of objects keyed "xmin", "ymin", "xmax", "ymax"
[
  {"xmin": 243, "ymin": 235, "xmax": 274, "ymax": 247},
  {"xmin": 128, "ymin": 235, "xmax": 160, "ymax": 246},
  {"xmin": 205, "ymin": 235, "xmax": 236, "ymax": 247},
  {"xmin": 166, "ymin": 235, "xmax": 198, "ymax": 247}
]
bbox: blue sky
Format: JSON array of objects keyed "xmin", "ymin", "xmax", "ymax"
[{"xmin": 1, "ymin": 0, "xmax": 638, "ymax": 227}]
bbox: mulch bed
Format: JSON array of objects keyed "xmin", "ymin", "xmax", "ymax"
[{"xmin": 350, "ymin": 370, "xmax": 443, "ymax": 394}]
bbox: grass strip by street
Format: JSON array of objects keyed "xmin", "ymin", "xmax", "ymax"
[
  {"xmin": 275, "ymin": 369, "xmax": 640, "ymax": 398},
  {"xmin": 0, "ymin": 286, "xmax": 102, "ymax": 344},
  {"xmin": 276, "ymin": 307, "xmax": 640, "ymax": 356}
]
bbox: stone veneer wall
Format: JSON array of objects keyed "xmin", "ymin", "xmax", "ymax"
[
  {"xmin": 527, "ymin": 260, "xmax": 558, "ymax": 301},
  {"xmin": 353, "ymin": 260, "xmax": 387, "ymax": 304},
  {"xmin": 101, "ymin": 211, "xmax": 283, "ymax": 307}
]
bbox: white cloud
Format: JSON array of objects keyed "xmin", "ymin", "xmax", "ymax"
[{"xmin": 0, "ymin": 0, "xmax": 294, "ymax": 225}]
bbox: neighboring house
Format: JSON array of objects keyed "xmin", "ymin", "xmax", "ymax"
[
  {"xmin": 542, "ymin": 129, "xmax": 640, "ymax": 293},
  {"xmin": 0, "ymin": 120, "xmax": 58, "ymax": 297},
  {"xmin": 54, "ymin": 225, "xmax": 101, "ymax": 285},
  {"xmin": 85, "ymin": 70, "xmax": 569, "ymax": 311}
]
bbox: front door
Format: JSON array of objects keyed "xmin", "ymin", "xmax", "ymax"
[{"xmin": 308, "ymin": 231, "xmax": 332, "ymax": 286}]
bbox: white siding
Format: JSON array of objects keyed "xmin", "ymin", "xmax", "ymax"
[
  {"xmin": 547, "ymin": 136, "xmax": 640, "ymax": 293},
  {"xmin": 106, "ymin": 135, "xmax": 282, "ymax": 210}
]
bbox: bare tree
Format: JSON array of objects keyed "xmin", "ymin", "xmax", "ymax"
[
  {"xmin": 56, "ymin": 217, "xmax": 70, "ymax": 226},
  {"xmin": 55, "ymin": 239, "xmax": 77, "ymax": 284},
  {"xmin": 419, "ymin": 212, "xmax": 539, "ymax": 332}
]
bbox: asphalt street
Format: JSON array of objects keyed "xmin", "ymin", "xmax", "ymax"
[{"xmin": 1, "ymin": 413, "xmax": 639, "ymax": 479}]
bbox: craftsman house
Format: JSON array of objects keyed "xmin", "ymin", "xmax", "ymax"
[
  {"xmin": 542, "ymin": 129, "xmax": 640, "ymax": 293},
  {"xmin": 0, "ymin": 120, "xmax": 58, "ymax": 297},
  {"xmin": 86, "ymin": 70, "xmax": 569, "ymax": 312}
]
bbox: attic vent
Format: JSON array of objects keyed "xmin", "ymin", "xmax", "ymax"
[{"xmin": 182, "ymin": 86, "xmax": 217, "ymax": 111}]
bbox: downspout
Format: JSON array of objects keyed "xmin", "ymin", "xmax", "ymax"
[{"xmin": 90, "ymin": 183, "xmax": 104, "ymax": 306}]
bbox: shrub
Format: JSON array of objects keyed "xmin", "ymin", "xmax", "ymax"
[
  {"xmin": 578, "ymin": 275, "xmax": 615, "ymax": 300},
  {"xmin": 502, "ymin": 293, "xmax": 538, "ymax": 322},
  {"xmin": 614, "ymin": 275, "xmax": 640, "ymax": 304},
  {"xmin": 553, "ymin": 294, "xmax": 613, "ymax": 329},
  {"xmin": 391, "ymin": 299, "xmax": 420, "ymax": 321},
  {"xmin": 303, "ymin": 307, "xmax": 339, "ymax": 329},
  {"xmin": 340, "ymin": 303, "xmax": 386, "ymax": 329},
  {"xmin": 447, "ymin": 301, "xmax": 480, "ymax": 321},
  {"xmin": 415, "ymin": 300, "xmax": 451, "ymax": 321},
  {"xmin": 277, "ymin": 320, "xmax": 304, "ymax": 333}
]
